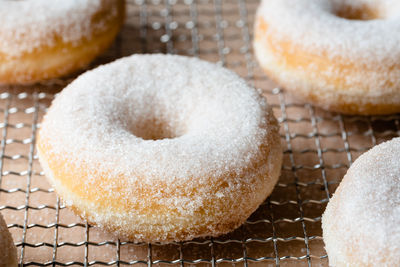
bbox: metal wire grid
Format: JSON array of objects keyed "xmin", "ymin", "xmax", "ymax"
[{"xmin": 0, "ymin": 0, "xmax": 399, "ymax": 266}]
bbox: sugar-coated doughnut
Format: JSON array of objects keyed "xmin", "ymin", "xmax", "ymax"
[
  {"xmin": 0, "ymin": 213, "xmax": 17, "ymax": 267},
  {"xmin": 322, "ymin": 138, "xmax": 400, "ymax": 266},
  {"xmin": 254, "ymin": 0, "xmax": 400, "ymax": 115},
  {"xmin": 37, "ymin": 54, "xmax": 283, "ymax": 242},
  {"xmin": 0, "ymin": 0, "xmax": 125, "ymax": 85}
]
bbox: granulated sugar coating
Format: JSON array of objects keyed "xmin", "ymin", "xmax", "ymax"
[
  {"xmin": 0, "ymin": 0, "xmax": 117, "ymax": 57},
  {"xmin": 322, "ymin": 138, "xmax": 400, "ymax": 266},
  {"xmin": 37, "ymin": 54, "xmax": 283, "ymax": 242},
  {"xmin": 0, "ymin": 0, "xmax": 124, "ymax": 85},
  {"xmin": 253, "ymin": 0, "xmax": 400, "ymax": 115},
  {"xmin": 0, "ymin": 213, "xmax": 18, "ymax": 267},
  {"xmin": 257, "ymin": 0, "xmax": 400, "ymax": 63}
]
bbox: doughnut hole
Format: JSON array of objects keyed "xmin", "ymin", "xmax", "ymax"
[
  {"xmin": 124, "ymin": 95, "xmax": 190, "ymax": 141},
  {"xmin": 128, "ymin": 115, "xmax": 185, "ymax": 140},
  {"xmin": 122, "ymin": 88, "xmax": 223, "ymax": 141},
  {"xmin": 332, "ymin": 1, "xmax": 380, "ymax": 20}
]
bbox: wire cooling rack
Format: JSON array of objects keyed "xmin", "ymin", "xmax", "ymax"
[{"xmin": 1, "ymin": 0, "xmax": 399, "ymax": 266}]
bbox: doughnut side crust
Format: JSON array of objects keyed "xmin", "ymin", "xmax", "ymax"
[
  {"xmin": 253, "ymin": 0, "xmax": 400, "ymax": 115},
  {"xmin": 322, "ymin": 138, "xmax": 400, "ymax": 266},
  {"xmin": 0, "ymin": 213, "xmax": 17, "ymax": 267},
  {"xmin": 0, "ymin": 0, "xmax": 125, "ymax": 85},
  {"xmin": 36, "ymin": 54, "xmax": 283, "ymax": 243},
  {"xmin": 38, "ymin": 133, "xmax": 282, "ymax": 242}
]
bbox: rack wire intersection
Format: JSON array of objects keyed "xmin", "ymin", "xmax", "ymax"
[{"xmin": 0, "ymin": 0, "xmax": 399, "ymax": 266}]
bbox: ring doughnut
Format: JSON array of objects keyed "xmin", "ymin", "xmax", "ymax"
[
  {"xmin": 254, "ymin": 0, "xmax": 400, "ymax": 115},
  {"xmin": 0, "ymin": 0, "xmax": 125, "ymax": 85},
  {"xmin": 322, "ymin": 138, "xmax": 400, "ymax": 266},
  {"xmin": 37, "ymin": 54, "xmax": 283, "ymax": 242},
  {"xmin": 0, "ymin": 213, "xmax": 17, "ymax": 267}
]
